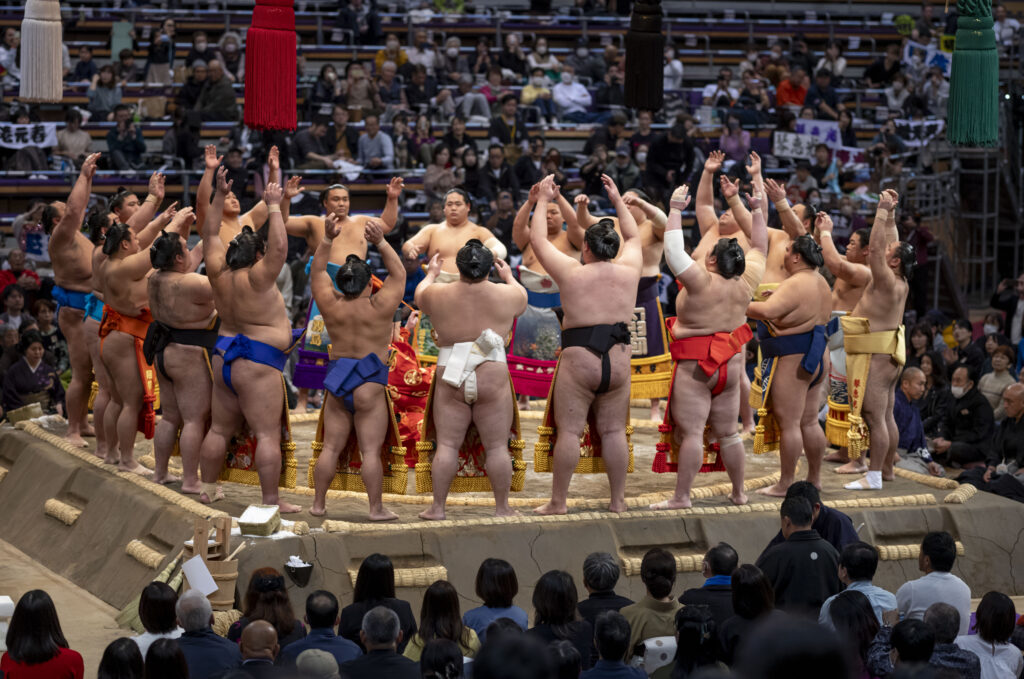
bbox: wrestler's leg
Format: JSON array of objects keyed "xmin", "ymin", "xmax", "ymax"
[
  {"xmin": 352, "ymin": 383, "xmax": 398, "ymax": 521},
  {"xmin": 421, "ymin": 381, "xmax": 473, "ymax": 521},
  {"xmin": 709, "ymin": 354, "xmax": 747, "ymax": 505},
  {"xmin": 84, "ymin": 320, "xmax": 111, "ymax": 460},
  {"xmin": 801, "ymin": 367, "xmax": 828, "ymax": 490},
  {"xmin": 739, "ymin": 361, "xmax": 755, "ymax": 435},
  {"xmin": 99, "ymin": 356, "xmax": 122, "ymax": 465},
  {"xmin": 471, "ymin": 364, "xmax": 518, "ymax": 518},
  {"xmin": 651, "ymin": 362, "xmax": 711, "ymax": 510},
  {"xmin": 883, "ymin": 383, "xmax": 899, "ymax": 478},
  {"xmin": 592, "ymin": 346, "xmax": 632, "ymax": 514},
  {"xmin": 104, "ymin": 332, "xmax": 148, "ymax": 474},
  {"xmin": 758, "ymin": 355, "xmax": 808, "ymax": 497},
  {"xmin": 165, "ymin": 345, "xmax": 211, "ymax": 493},
  {"xmin": 59, "ymin": 307, "xmax": 92, "ymax": 445},
  {"xmin": 650, "ymin": 398, "xmax": 662, "ymax": 421},
  {"xmin": 199, "ymin": 356, "xmax": 243, "ymax": 503},
  {"xmin": 847, "ymin": 356, "xmax": 899, "ymax": 489},
  {"xmin": 312, "ymin": 393, "xmax": 354, "ymax": 517},
  {"xmin": 233, "ymin": 360, "xmax": 302, "ymax": 513},
  {"xmin": 152, "ymin": 373, "xmax": 182, "ymax": 484},
  {"xmin": 535, "ymin": 348, "xmax": 596, "ymax": 516},
  {"xmin": 294, "ymin": 387, "xmax": 310, "ymax": 413}
]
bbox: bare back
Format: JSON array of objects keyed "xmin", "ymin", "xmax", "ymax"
[
  {"xmin": 674, "ymin": 251, "xmax": 765, "ymax": 338},
  {"xmin": 559, "ymin": 260, "xmax": 642, "ymax": 330},
  {"xmin": 209, "ymin": 268, "xmax": 292, "ymax": 350},
  {"xmin": 691, "ymin": 225, "xmax": 752, "ymax": 262},
  {"xmin": 763, "ymin": 270, "xmax": 832, "ymax": 334},
  {"xmin": 50, "ymin": 232, "xmax": 95, "ymax": 292},
  {"xmin": 421, "ymin": 280, "xmax": 524, "ymax": 345},
  {"xmin": 762, "ymin": 229, "xmax": 793, "ymax": 284},
  {"xmin": 317, "ymin": 291, "xmax": 395, "ymax": 360},
  {"xmin": 149, "ymin": 271, "xmax": 216, "ymax": 329}
]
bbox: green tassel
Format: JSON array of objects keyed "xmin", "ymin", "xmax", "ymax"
[{"xmin": 946, "ymin": 0, "xmax": 999, "ymax": 146}]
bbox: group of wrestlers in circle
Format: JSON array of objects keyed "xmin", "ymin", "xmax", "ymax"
[{"xmin": 46, "ymin": 144, "xmax": 913, "ymax": 521}]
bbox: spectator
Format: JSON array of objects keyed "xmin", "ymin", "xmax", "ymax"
[
  {"xmin": 0, "ymin": 284, "xmax": 35, "ymax": 331},
  {"xmin": 220, "ymin": 147, "xmax": 249, "ymax": 199},
  {"xmin": 186, "ymin": 30, "xmax": 219, "ymax": 67},
  {"xmin": 218, "ymin": 31, "xmax": 245, "ymax": 82},
  {"xmin": 71, "ymin": 45, "xmax": 98, "ymax": 82},
  {"xmin": 407, "ymin": 29, "xmax": 441, "ymax": 78},
  {"xmin": 479, "ymin": 144, "xmax": 519, "ymax": 205},
  {"xmin": 1, "ymin": 250, "xmax": 40, "ymax": 295},
  {"xmin": 580, "ymin": 146, "xmax": 609, "ymax": 198},
  {"xmin": 489, "ymin": 94, "xmax": 528, "ymax": 149},
  {"xmin": 956, "ymin": 591, "xmax": 1023, "ymax": 679},
  {"xmin": 718, "ymin": 113, "xmax": 750, "ymax": 163},
  {"xmin": 918, "ymin": 351, "xmax": 953, "ymax": 436},
  {"xmin": 960, "ymin": 383, "xmax": 1024, "ymax": 503},
  {"xmin": 885, "ymin": 73, "xmax": 911, "ymax": 114},
  {"xmin": 522, "ymin": 68, "xmax": 556, "ymax": 126},
  {"xmin": 979, "ymin": 345, "xmax": 1016, "ymax": 419},
  {"xmin": 55, "ymin": 109, "xmax": 92, "ymax": 167},
  {"xmin": 906, "ymin": 322, "xmax": 934, "ymax": 370},
  {"xmin": 643, "ymin": 123, "xmax": 694, "ymax": 205},
  {"xmin": 810, "ymin": 144, "xmax": 838, "ymax": 189},
  {"xmin": 114, "ymin": 48, "xmax": 143, "ymax": 83},
  {"xmin": 131, "ymin": 582, "xmax": 183, "ymax": 658},
  {"xmin": 480, "ymin": 67, "xmax": 511, "ymax": 110},
  {"xmin": 528, "ymin": 37, "xmax": 561, "ymax": 79},
  {"xmin": 717, "ymin": 564, "xmax": 780, "ymax": 665},
  {"xmin": 528, "ymin": 570, "xmax": 595, "ymax": 670},
  {"xmin": 805, "ymin": 68, "xmax": 841, "ymax": 120},
  {"xmin": 991, "ymin": 273, "xmax": 1024, "ymax": 346},
  {"xmin": 816, "ymin": 40, "xmax": 848, "ymax": 82},
  {"xmin": 295, "ymin": 649, "xmax": 342, "ymax": 679},
  {"xmin": 701, "ymin": 67, "xmax": 739, "ymax": 107},
  {"xmin": 919, "ymin": 604, "xmax": 983, "ymax": 678},
  {"xmin": 0, "ymin": 589, "xmax": 83, "ymax": 679},
  {"xmin": 497, "ymin": 33, "xmax": 527, "ymax": 80},
  {"xmin": 472, "ymin": 37, "xmax": 493, "ymax": 77},
  {"xmin": 344, "ymin": 62, "xmax": 377, "ymax": 115},
  {"xmin": 235, "ymin": 619, "xmax": 282, "ymax": 677},
  {"xmin": 826, "ymin": 591, "xmax": 878, "ymax": 679},
  {"xmin": 375, "ymin": 34, "xmax": 408, "ymax": 73},
  {"xmin": 648, "ymin": 608, "xmax": 718, "ymax": 679},
  {"xmin": 787, "ymin": 161, "xmax": 817, "ymax": 200},
  {"xmin": 97, "ymin": 638, "xmax": 143, "ymax": 679},
  {"xmin": 834, "ymin": 109, "xmax": 857, "ymax": 148},
  {"xmin": 595, "ymin": 64, "xmax": 625, "ymax": 108},
  {"xmin": 581, "ymin": 612, "xmax": 644, "ymax": 679},
  {"xmin": 409, "ymin": 114, "xmax": 438, "ymax": 167},
  {"xmin": 375, "ymin": 61, "xmax": 408, "ymax": 113},
  {"xmin": 460, "ymin": 148, "xmax": 485, "ymax": 201},
  {"xmin": 993, "ymin": 3, "xmax": 1022, "ymax": 48},
  {"xmin": 875, "ymin": 619, "xmax": 936, "ymax": 673},
  {"xmin": 921, "ymin": 67, "xmax": 950, "ymax": 117},
  {"xmin": 578, "ymin": 552, "xmax": 633, "ymax": 628},
  {"xmin": 175, "ymin": 589, "xmax": 242, "ymax": 678},
  {"xmin": 663, "ymin": 44, "xmax": 684, "ymax": 91},
  {"xmin": 419, "ymin": 640, "xmax": 463, "ymax": 679},
  {"xmin": 196, "ymin": 59, "xmax": 238, "ymax": 121},
  {"xmin": 629, "ymin": 110, "xmax": 656, "ymax": 156},
  {"xmin": 485, "ymin": 190, "xmax": 516, "ymax": 250},
  {"xmin": 424, "ymin": 146, "xmax": 458, "ymax": 199},
  {"xmin": 311, "ymin": 64, "xmax": 344, "ymax": 110},
  {"xmin": 357, "ymin": 115, "xmax": 395, "ymax": 170},
  {"xmin": 145, "ymin": 18, "xmax": 176, "ymax": 85},
  {"xmin": 476, "ymin": 634, "xmax": 551, "ymax": 679},
  {"xmin": 340, "ymin": 554, "xmax": 417, "ymax": 654},
  {"xmin": 553, "ymin": 66, "xmax": 605, "ymax": 124},
  {"xmin": 893, "ymin": 367, "xmax": 945, "ymax": 476},
  {"xmin": 863, "ymin": 44, "xmax": 902, "ymax": 87},
  {"xmin": 607, "ymin": 145, "xmax": 640, "ymax": 194},
  {"xmin": 177, "ymin": 61, "xmax": 208, "ymax": 112},
  {"xmin": 402, "ymin": 581, "xmax": 479, "ymax": 662},
  {"xmin": 462, "ymin": 558, "xmax": 528, "ymax": 642},
  {"xmin": 775, "ymin": 66, "xmax": 808, "ymax": 108},
  {"xmin": 931, "ymin": 365, "xmax": 995, "ymax": 468},
  {"xmin": 512, "ymin": 136, "xmax": 544, "ymax": 188},
  {"xmin": 279, "ymin": 591, "xmax": 361, "ymax": 668},
  {"xmin": 896, "ymin": 532, "xmax": 971, "ymax": 634},
  {"xmin": 0, "ymin": 326, "xmax": 22, "ymax": 380},
  {"xmin": 87, "ymin": 65, "xmax": 122, "ymax": 121},
  {"xmin": 0, "ymin": 27, "xmax": 20, "ymax": 86},
  {"xmin": 338, "ymin": 0, "xmax": 382, "ymax": 45},
  {"xmin": 327, "ymin": 105, "xmax": 360, "ymax": 160},
  {"xmin": 227, "ymin": 567, "xmax": 306, "ymax": 648},
  {"xmin": 340, "ymin": 606, "xmax": 418, "ymax": 679},
  {"xmin": 34, "ymin": 301, "xmax": 65, "ymax": 370},
  {"xmin": 583, "ymin": 113, "xmax": 627, "ymax": 157},
  {"xmin": 405, "ymin": 65, "xmax": 453, "ymax": 117},
  {"xmin": 819, "ymin": 542, "xmax": 898, "ymax": 628},
  {"xmin": 565, "ymin": 38, "xmax": 605, "ymax": 83},
  {"xmin": 145, "ymin": 638, "xmax": 189, "ymax": 679},
  {"xmin": 620, "ymin": 549, "xmax": 682, "ymax": 654},
  {"xmin": 677, "ymin": 543, "xmax": 736, "ymax": 630},
  {"xmin": 441, "ymin": 116, "xmax": 477, "ymax": 160},
  {"xmin": 295, "ymin": 116, "xmax": 335, "ymax": 169},
  {"xmin": 452, "ymin": 74, "xmax": 492, "ymax": 121},
  {"xmin": 107, "ymin": 104, "xmax": 146, "ymax": 173}
]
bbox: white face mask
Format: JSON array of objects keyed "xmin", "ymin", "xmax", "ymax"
[
  {"xmin": 892, "ymin": 82, "xmax": 904, "ymax": 92},
  {"xmin": 195, "ymin": 42, "xmax": 207, "ymax": 51},
  {"xmin": 531, "ymin": 76, "xmax": 545, "ymax": 87},
  {"xmin": 840, "ymin": 205, "xmax": 854, "ymax": 217},
  {"xmin": 446, "ymin": 47, "xmax": 459, "ymax": 58},
  {"xmin": 950, "ymin": 385, "xmax": 966, "ymax": 399},
  {"xmin": 636, "ymin": 151, "xmax": 647, "ymax": 164},
  {"xmin": 387, "ymin": 40, "xmax": 399, "ymax": 50},
  {"xmin": 561, "ymin": 72, "xmax": 573, "ymax": 84},
  {"xmin": 983, "ymin": 324, "xmax": 999, "ymax": 335},
  {"xmin": 224, "ymin": 43, "xmax": 237, "ymax": 53},
  {"xmin": 576, "ymin": 48, "xmax": 588, "ymax": 58},
  {"xmin": 536, "ymin": 45, "xmax": 547, "ymax": 55}
]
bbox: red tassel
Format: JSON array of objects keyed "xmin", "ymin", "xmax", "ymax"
[{"xmin": 244, "ymin": 0, "xmax": 297, "ymax": 131}]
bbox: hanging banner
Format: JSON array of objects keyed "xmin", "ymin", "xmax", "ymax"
[{"xmin": 0, "ymin": 123, "xmax": 59, "ymax": 149}]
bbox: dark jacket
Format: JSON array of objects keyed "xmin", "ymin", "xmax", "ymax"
[
  {"xmin": 478, "ymin": 162, "xmax": 520, "ymax": 202},
  {"xmin": 528, "ymin": 621, "xmax": 595, "ymax": 671},
  {"xmin": 755, "ymin": 529, "xmax": 841, "ymax": 617},
  {"xmin": 644, "ymin": 133, "xmax": 695, "ymax": 190},
  {"xmin": 197, "ymin": 77, "xmax": 239, "ymax": 121},
  {"xmin": 764, "ymin": 504, "xmax": 858, "ymax": 557},
  {"xmin": 489, "ymin": 114, "xmax": 528, "ymax": 147},
  {"xmin": 990, "ymin": 288, "xmax": 1024, "ymax": 342},
  {"xmin": 227, "ymin": 658, "xmax": 288, "ymax": 679},
  {"xmin": 227, "ymin": 618, "xmax": 305, "ymax": 649},
  {"xmin": 327, "ymin": 124, "xmax": 361, "ymax": 159},
  {"xmin": 946, "ymin": 342, "xmax": 985, "ymax": 380},
  {"xmin": 867, "ymin": 626, "xmax": 982, "ymax": 679},
  {"xmin": 340, "ymin": 649, "xmax": 418, "ymax": 679},
  {"xmin": 513, "ymin": 154, "xmax": 545, "ymax": 188},
  {"xmin": 678, "ymin": 582, "xmax": 734, "ymax": 630},
  {"xmin": 581, "ymin": 659, "xmax": 646, "ymax": 679},
  {"xmin": 917, "ymin": 385, "xmax": 954, "ymax": 436},
  {"xmin": 894, "ymin": 387, "xmax": 927, "ymax": 452},
  {"xmin": 986, "ymin": 412, "xmax": 1024, "ymax": 469},
  {"xmin": 339, "ymin": 599, "xmax": 417, "ymax": 654},
  {"xmin": 176, "ymin": 628, "xmax": 243, "ymax": 679},
  {"xmin": 577, "ymin": 590, "xmax": 634, "ymax": 628},
  {"xmin": 278, "ymin": 627, "xmax": 362, "ymax": 668},
  {"xmin": 936, "ymin": 386, "xmax": 994, "ymax": 444}
]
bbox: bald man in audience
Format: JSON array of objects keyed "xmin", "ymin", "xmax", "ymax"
[
  {"xmin": 238, "ymin": 620, "xmax": 282, "ymax": 676},
  {"xmin": 893, "ymin": 367, "xmax": 944, "ymax": 477}
]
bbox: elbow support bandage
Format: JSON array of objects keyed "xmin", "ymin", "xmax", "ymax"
[
  {"xmin": 664, "ymin": 230, "xmax": 693, "ymax": 276},
  {"xmin": 484, "ymin": 237, "xmax": 507, "ymax": 261}
]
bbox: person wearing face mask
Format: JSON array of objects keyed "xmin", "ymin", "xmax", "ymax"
[
  {"xmin": 884, "ymin": 74, "xmax": 911, "ymax": 115},
  {"xmin": 978, "ymin": 345, "xmax": 1016, "ymax": 420},
  {"xmin": 440, "ymin": 37, "xmax": 470, "ymax": 86},
  {"xmin": 943, "ymin": 319, "xmax": 985, "ymax": 380},
  {"xmin": 522, "ymin": 68, "xmax": 556, "ymax": 126},
  {"xmin": 959, "ymin": 382, "xmax": 1024, "ymax": 503},
  {"xmin": 375, "ymin": 33, "xmax": 408, "ymax": 73},
  {"xmin": 930, "ymin": 365, "xmax": 994, "ymax": 469},
  {"xmin": 565, "ymin": 38, "xmax": 605, "ymax": 83},
  {"xmin": 217, "ymin": 31, "xmax": 245, "ymax": 83},
  {"xmin": 407, "ymin": 29, "xmax": 441, "ymax": 78},
  {"xmin": 663, "ymin": 45, "xmax": 684, "ymax": 91},
  {"xmin": 527, "ymin": 38, "xmax": 561, "ymax": 80},
  {"xmin": 186, "ymin": 31, "xmax": 219, "ymax": 67},
  {"xmin": 552, "ymin": 66, "xmax": 610, "ymax": 124}
]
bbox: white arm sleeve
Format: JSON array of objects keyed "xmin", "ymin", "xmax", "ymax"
[
  {"xmin": 484, "ymin": 237, "xmax": 508, "ymax": 261},
  {"xmin": 664, "ymin": 229, "xmax": 693, "ymax": 277}
]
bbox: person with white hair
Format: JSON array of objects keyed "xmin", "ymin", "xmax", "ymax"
[
  {"xmin": 339, "ymin": 606, "xmax": 419, "ymax": 679},
  {"xmin": 174, "ymin": 589, "xmax": 242, "ymax": 679}
]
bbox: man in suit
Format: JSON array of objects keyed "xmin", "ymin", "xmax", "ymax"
[
  {"xmin": 580, "ymin": 612, "xmax": 645, "ymax": 679},
  {"xmin": 175, "ymin": 589, "xmax": 242, "ymax": 679},
  {"xmin": 678, "ymin": 542, "xmax": 737, "ymax": 628},
  {"xmin": 340, "ymin": 606, "xmax": 418, "ymax": 679},
  {"xmin": 578, "ymin": 552, "xmax": 634, "ymax": 627},
  {"xmin": 280, "ymin": 591, "xmax": 362, "ymax": 667},
  {"xmin": 235, "ymin": 620, "xmax": 283, "ymax": 678}
]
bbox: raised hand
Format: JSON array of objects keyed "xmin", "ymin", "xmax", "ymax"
[
  {"xmin": 816, "ymin": 211, "xmax": 833, "ymax": 233},
  {"xmin": 324, "ymin": 212, "xmax": 342, "ymax": 240},
  {"xmin": 540, "ymin": 174, "xmax": 559, "ymax": 201},
  {"xmin": 426, "ymin": 252, "xmax": 442, "ymax": 277},
  {"xmin": 600, "ymin": 174, "xmax": 621, "ymax": 204},
  {"xmin": 494, "ymin": 257, "xmax": 514, "ymax": 282},
  {"xmin": 745, "ymin": 191, "xmax": 762, "ymax": 211},
  {"xmin": 746, "ymin": 151, "xmax": 761, "ymax": 177},
  {"xmin": 160, "ymin": 201, "xmax": 179, "ymax": 222},
  {"xmin": 284, "ymin": 175, "xmax": 304, "ymax": 201},
  {"xmin": 268, "ymin": 145, "xmax": 280, "ymax": 171},
  {"xmin": 216, "ymin": 167, "xmax": 233, "ymax": 196},
  {"xmin": 528, "ymin": 181, "xmax": 541, "ymax": 204},
  {"xmin": 878, "ymin": 191, "xmax": 895, "ymax": 211},
  {"xmin": 404, "ymin": 309, "xmax": 420, "ymax": 331},
  {"xmin": 719, "ymin": 175, "xmax": 739, "ymax": 199},
  {"xmin": 704, "ymin": 149, "xmax": 725, "ymax": 174},
  {"xmin": 669, "ymin": 185, "xmax": 691, "ymax": 211},
  {"xmin": 149, "ymin": 171, "xmax": 166, "ymax": 200},
  {"xmin": 81, "ymin": 152, "xmax": 100, "ymax": 180},
  {"xmin": 386, "ymin": 176, "xmax": 404, "ymax": 200},
  {"xmin": 204, "ymin": 144, "xmax": 222, "ymax": 170},
  {"xmin": 364, "ymin": 219, "xmax": 384, "ymax": 244},
  {"xmin": 169, "ymin": 206, "xmax": 196, "ymax": 230},
  {"xmin": 574, "ymin": 193, "xmax": 590, "ymax": 207},
  {"xmin": 263, "ymin": 181, "xmax": 283, "ymax": 205},
  {"xmin": 763, "ymin": 178, "xmax": 787, "ymax": 203}
]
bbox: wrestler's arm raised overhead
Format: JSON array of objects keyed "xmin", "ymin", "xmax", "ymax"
[
  {"xmin": 695, "ymin": 150, "xmax": 724, "ymax": 236},
  {"xmin": 531, "ymin": 178, "xmax": 583, "ymax": 279},
  {"xmin": 664, "ymin": 185, "xmax": 711, "ymax": 292},
  {"xmin": 366, "ymin": 219, "xmax": 406, "ymax": 311},
  {"xmin": 603, "ymin": 175, "xmax": 642, "ymax": 269},
  {"xmin": 195, "ymin": 145, "xmax": 221, "ymax": 229},
  {"xmin": 493, "ymin": 256, "xmax": 528, "ymax": 315},
  {"xmin": 248, "ymin": 181, "xmax": 288, "ymax": 291},
  {"xmin": 125, "ymin": 171, "xmax": 167, "ymax": 232},
  {"xmin": 624, "ymin": 190, "xmax": 667, "ymax": 236},
  {"xmin": 511, "ymin": 182, "xmax": 540, "ymax": 253},
  {"xmin": 817, "ymin": 212, "xmax": 871, "ymax": 286},
  {"xmin": 239, "ymin": 145, "xmax": 281, "ymax": 229},
  {"xmin": 52, "ymin": 153, "xmax": 100, "ymax": 249},
  {"xmin": 720, "ymin": 174, "xmax": 751, "ymax": 238},
  {"xmin": 764, "ymin": 177, "xmax": 806, "ymax": 239},
  {"xmin": 202, "ymin": 168, "xmax": 232, "ymax": 277},
  {"xmin": 378, "ymin": 176, "xmax": 404, "ymax": 233},
  {"xmin": 866, "ymin": 189, "xmax": 900, "ymax": 288},
  {"xmin": 309, "ymin": 213, "xmax": 338, "ymax": 311},
  {"xmin": 556, "ymin": 188, "xmax": 579, "ymax": 234}
]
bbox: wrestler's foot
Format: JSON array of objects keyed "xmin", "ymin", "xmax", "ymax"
[
  {"xmin": 199, "ymin": 486, "xmax": 226, "ymax": 504},
  {"xmin": 369, "ymin": 505, "xmax": 399, "ymax": 521},
  {"xmin": 64, "ymin": 434, "xmax": 89, "ymax": 448},
  {"xmin": 650, "ymin": 497, "xmax": 691, "ymax": 510},
  {"xmin": 729, "ymin": 491, "xmax": 748, "ymax": 506},
  {"xmin": 607, "ymin": 500, "xmax": 627, "ymax": 514},
  {"xmin": 835, "ymin": 460, "xmax": 868, "ymax": 474},
  {"xmin": 103, "ymin": 454, "xmax": 120, "ymax": 465},
  {"xmin": 757, "ymin": 482, "xmax": 791, "ymax": 498},
  {"xmin": 533, "ymin": 501, "xmax": 567, "ymax": 516},
  {"xmin": 309, "ymin": 505, "xmax": 327, "ymax": 518},
  {"xmin": 80, "ymin": 424, "xmax": 96, "ymax": 437},
  {"xmin": 418, "ymin": 506, "xmax": 446, "ymax": 521},
  {"xmin": 825, "ymin": 449, "xmax": 851, "ymax": 463},
  {"xmin": 179, "ymin": 482, "xmax": 202, "ymax": 495},
  {"xmin": 276, "ymin": 501, "xmax": 303, "ymax": 514},
  {"xmin": 494, "ymin": 506, "xmax": 521, "ymax": 518},
  {"xmin": 518, "ymin": 395, "xmax": 530, "ymax": 411},
  {"xmin": 845, "ymin": 471, "xmax": 882, "ymax": 490},
  {"xmin": 152, "ymin": 472, "xmax": 181, "ymax": 485},
  {"xmin": 119, "ymin": 463, "xmax": 153, "ymax": 477}
]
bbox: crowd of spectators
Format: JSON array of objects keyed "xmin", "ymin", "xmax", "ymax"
[{"xmin": 4, "ymin": 511, "xmax": 1023, "ymax": 679}]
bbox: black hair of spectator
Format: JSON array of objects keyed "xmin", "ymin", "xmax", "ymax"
[
  {"xmin": 584, "ymin": 221, "xmax": 620, "ymax": 261},
  {"xmin": 97, "ymin": 637, "xmax": 144, "ymax": 679},
  {"xmin": 225, "ymin": 225, "xmax": 267, "ymax": 270},
  {"xmin": 305, "ymin": 590, "xmax": 339, "ymax": 630},
  {"xmin": 780, "ymin": 496, "xmax": 813, "ymax": 527},
  {"xmin": 149, "ymin": 230, "xmax": 183, "ymax": 271},
  {"xmin": 145, "ymin": 637, "xmax": 190, "ymax": 679},
  {"xmin": 891, "ymin": 619, "xmax": 935, "ymax": 664},
  {"xmin": 531, "ymin": 66, "xmax": 544, "ymax": 76},
  {"xmin": 18, "ymin": 329, "xmax": 43, "ymax": 354},
  {"xmin": 485, "ymin": 617, "xmax": 524, "ymax": 643},
  {"xmin": 418, "ymin": 580, "xmax": 468, "ymax": 648},
  {"xmin": 815, "ymin": 68, "xmax": 832, "ymax": 80},
  {"xmin": 895, "ymin": 241, "xmax": 916, "ymax": 281},
  {"xmin": 735, "ymin": 616, "xmax": 850, "ymax": 679},
  {"xmin": 1, "ymin": 284, "xmax": 24, "ymax": 307},
  {"xmin": 594, "ymin": 610, "xmax": 631, "ymax": 662},
  {"xmin": 421, "ymin": 638, "xmax": 464, "ymax": 679},
  {"xmin": 952, "ymin": 364, "xmax": 977, "ymax": 386},
  {"xmin": 102, "ymin": 223, "xmax": 131, "ymax": 256},
  {"xmin": 112, "ymin": 103, "xmax": 132, "ymax": 116},
  {"xmin": 792, "ymin": 234, "xmax": 824, "ymax": 268},
  {"xmin": 64, "ymin": 108, "xmax": 82, "ymax": 125},
  {"xmin": 922, "ymin": 350, "xmax": 948, "ymax": 387},
  {"xmin": 444, "ymin": 188, "xmax": 472, "ymax": 208},
  {"xmin": 920, "ymin": 531, "xmax": 957, "ymax": 572},
  {"xmin": 432, "ymin": 144, "xmax": 451, "ymax": 164},
  {"xmin": 784, "ymin": 480, "xmax": 821, "ymax": 507},
  {"xmin": 41, "ymin": 203, "xmax": 61, "ymax": 235},
  {"xmin": 311, "ymin": 114, "xmax": 331, "ymax": 128},
  {"xmin": 975, "ymin": 591, "xmax": 1016, "ymax": 643},
  {"xmin": 712, "ymin": 238, "xmax": 746, "ymax": 279},
  {"xmin": 922, "ymin": 603, "xmax": 960, "ymax": 645},
  {"xmin": 474, "ymin": 634, "xmax": 551, "ymax": 679},
  {"xmin": 840, "ymin": 542, "xmax": 879, "ymax": 581},
  {"xmin": 669, "ymin": 606, "xmax": 717, "ymax": 679},
  {"xmin": 336, "ymin": 254, "xmax": 372, "ymax": 298},
  {"xmin": 640, "ymin": 548, "xmax": 676, "ymax": 599},
  {"xmin": 354, "ymin": 553, "xmax": 396, "ymax": 602},
  {"xmin": 500, "ymin": 93, "xmax": 518, "ymax": 105},
  {"xmin": 828, "ymin": 590, "xmax": 879, "ymax": 669},
  {"xmin": 547, "ymin": 639, "xmax": 582, "ymax": 679},
  {"xmin": 139, "ymin": 582, "xmax": 178, "ymax": 635},
  {"xmin": 4, "ymin": 590, "xmax": 69, "ymax": 665},
  {"xmin": 533, "ymin": 570, "xmax": 580, "ymax": 636},
  {"xmin": 669, "ymin": 122, "xmax": 688, "ymax": 140},
  {"xmin": 475, "ymin": 558, "xmax": 519, "ymax": 609},
  {"xmin": 705, "ymin": 542, "xmax": 739, "ymax": 576},
  {"xmin": 456, "ymin": 239, "xmax": 494, "ymax": 281},
  {"xmin": 119, "ymin": 48, "xmax": 133, "ymax": 61},
  {"xmin": 731, "ymin": 564, "xmax": 774, "ymax": 620},
  {"xmin": 241, "ymin": 567, "xmax": 296, "ymax": 641}
]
